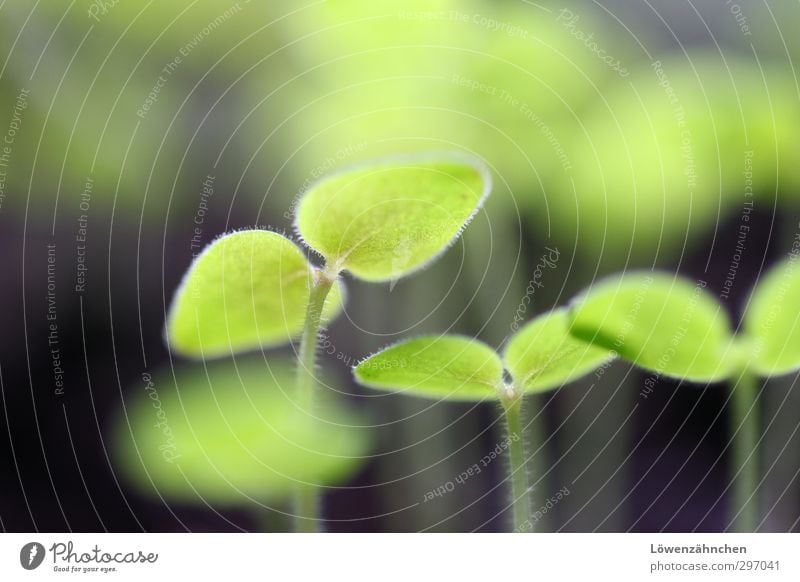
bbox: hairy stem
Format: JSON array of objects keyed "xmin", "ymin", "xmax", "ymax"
[
  {"xmin": 730, "ymin": 369, "xmax": 760, "ymax": 532},
  {"xmin": 292, "ymin": 271, "xmax": 336, "ymax": 533},
  {"xmin": 525, "ymin": 406, "xmax": 546, "ymax": 529},
  {"xmin": 502, "ymin": 392, "xmax": 532, "ymax": 532}
]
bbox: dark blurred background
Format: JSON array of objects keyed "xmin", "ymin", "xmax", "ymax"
[{"xmin": 1, "ymin": 0, "xmax": 799, "ymax": 532}]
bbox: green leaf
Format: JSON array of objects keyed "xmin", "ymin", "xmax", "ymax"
[
  {"xmin": 550, "ymin": 56, "xmax": 800, "ymax": 264},
  {"xmin": 166, "ymin": 230, "xmax": 344, "ymax": 358},
  {"xmin": 504, "ymin": 308, "xmax": 615, "ymax": 393},
  {"xmin": 742, "ymin": 256, "xmax": 800, "ymax": 376},
  {"xmin": 296, "ymin": 153, "xmax": 490, "ymax": 282},
  {"xmin": 569, "ymin": 273, "xmax": 736, "ymax": 382},
  {"xmin": 114, "ymin": 360, "xmax": 370, "ymax": 506},
  {"xmin": 354, "ymin": 336, "xmax": 504, "ymax": 401}
]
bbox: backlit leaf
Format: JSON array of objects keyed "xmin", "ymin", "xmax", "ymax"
[
  {"xmin": 296, "ymin": 154, "xmax": 490, "ymax": 282},
  {"xmin": 505, "ymin": 309, "xmax": 615, "ymax": 393},
  {"xmin": 354, "ymin": 335, "xmax": 504, "ymax": 401},
  {"xmin": 550, "ymin": 55, "xmax": 800, "ymax": 263},
  {"xmin": 742, "ymin": 256, "xmax": 800, "ymax": 376},
  {"xmin": 166, "ymin": 230, "xmax": 343, "ymax": 358},
  {"xmin": 569, "ymin": 272, "xmax": 735, "ymax": 382},
  {"xmin": 115, "ymin": 361, "xmax": 369, "ymax": 506}
]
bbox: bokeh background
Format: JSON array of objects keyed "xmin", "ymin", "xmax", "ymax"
[{"xmin": 1, "ymin": 0, "xmax": 799, "ymax": 532}]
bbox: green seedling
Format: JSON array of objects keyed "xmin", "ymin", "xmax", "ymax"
[
  {"xmin": 115, "ymin": 361, "xmax": 369, "ymax": 523},
  {"xmin": 166, "ymin": 153, "xmax": 490, "ymax": 531},
  {"xmin": 555, "ymin": 55, "xmax": 800, "ymax": 264},
  {"xmin": 352, "ymin": 308, "xmax": 614, "ymax": 532},
  {"xmin": 257, "ymin": 1, "xmax": 622, "ymax": 209},
  {"xmin": 568, "ymin": 259, "xmax": 800, "ymax": 532}
]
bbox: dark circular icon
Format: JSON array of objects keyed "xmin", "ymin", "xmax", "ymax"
[{"xmin": 20, "ymin": 542, "xmax": 46, "ymax": 570}]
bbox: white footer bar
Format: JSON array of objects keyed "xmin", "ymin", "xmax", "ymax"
[{"xmin": 1, "ymin": 533, "xmax": 797, "ymax": 581}]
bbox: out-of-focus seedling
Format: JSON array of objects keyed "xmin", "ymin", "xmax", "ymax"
[
  {"xmin": 568, "ymin": 260, "xmax": 800, "ymax": 532},
  {"xmin": 166, "ymin": 153, "xmax": 490, "ymax": 531},
  {"xmin": 115, "ymin": 361, "xmax": 369, "ymax": 527},
  {"xmin": 352, "ymin": 308, "xmax": 613, "ymax": 532}
]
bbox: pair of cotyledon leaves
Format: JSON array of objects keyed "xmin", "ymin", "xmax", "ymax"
[
  {"xmin": 567, "ymin": 261, "xmax": 800, "ymax": 382},
  {"xmin": 167, "ymin": 154, "xmax": 491, "ymax": 358},
  {"xmin": 153, "ymin": 154, "xmax": 490, "ymax": 504},
  {"xmin": 355, "ymin": 308, "xmax": 615, "ymax": 401},
  {"xmin": 357, "ymin": 258, "xmax": 800, "ymax": 401}
]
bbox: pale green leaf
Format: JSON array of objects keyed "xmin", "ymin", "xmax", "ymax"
[
  {"xmin": 296, "ymin": 154, "xmax": 490, "ymax": 282},
  {"xmin": 551, "ymin": 56, "xmax": 800, "ymax": 263},
  {"xmin": 166, "ymin": 230, "xmax": 344, "ymax": 358},
  {"xmin": 354, "ymin": 335, "xmax": 504, "ymax": 401},
  {"xmin": 743, "ymin": 256, "xmax": 800, "ymax": 376},
  {"xmin": 569, "ymin": 273, "xmax": 736, "ymax": 382},
  {"xmin": 114, "ymin": 361, "xmax": 369, "ymax": 506},
  {"xmin": 505, "ymin": 308, "xmax": 615, "ymax": 393}
]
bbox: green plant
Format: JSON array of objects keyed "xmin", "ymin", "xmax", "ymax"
[
  {"xmin": 551, "ymin": 54, "xmax": 800, "ymax": 265},
  {"xmin": 568, "ymin": 257, "xmax": 800, "ymax": 532},
  {"xmin": 115, "ymin": 361, "xmax": 369, "ymax": 520},
  {"xmin": 247, "ymin": 0, "xmax": 620, "ymax": 206},
  {"xmin": 352, "ymin": 308, "xmax": 613, "ymax": 531},
  {"xmin": 166, "ymin": 152, "xmax": 491, "ymax": 531}
]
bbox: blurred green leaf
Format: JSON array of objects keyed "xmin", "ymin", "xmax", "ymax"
[
  {"xmin": 0, "ymin": 5, "xmax": 197, "ymax": 218},
  {"xmin": 296, "ymin": 154, "xmax": 490, "ymax": 281},
  {"xmin": 115, "ymin": 360, "xmax": 369, "ymax": 506},
  {"xmin": 354, "ymin": 335, "xmax": 503, "ymax": 401},
  {"xmin": 505, "ymin": 308, "xmax": 614, "ymax": 393},
  {"xmin": 167, "ymin": 230, "xmax": 343, "ymax": 358},
  {"xmin": 551, "ymin": 55, "xmax": 800, "ymax": 262},
  {"xmin": 569, "ymin": 273, "xmax": 735, "ymax": 382},
  {"xmin": 253, "ymin": 2, "xmax": 622, "ymax": 213},
  {"xmin": 743, "ymin": 256, "xmax": 800, "ymax": 376},
  {"xmin": 21, "ymin": 1, "xmax": 291, "ymax": 74}
]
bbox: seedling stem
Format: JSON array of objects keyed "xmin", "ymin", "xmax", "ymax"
[
  {"xmin": 501, "ymin": 386, "xmax": 532, "ymax": 532},
  {"xmin": 293, "ymin": 269, "xmax": 338, "ymax": 532},
  {"xmin": 731, "ymin": 368, "xmax": 760, "ymax": 532}
]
